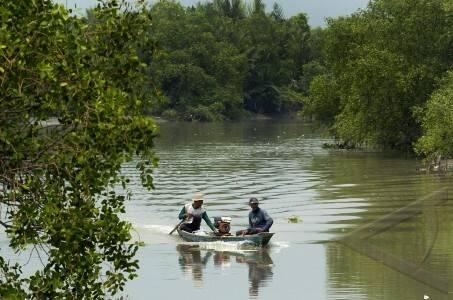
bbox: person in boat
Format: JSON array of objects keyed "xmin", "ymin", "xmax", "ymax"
[
  {"xmin": 236, "ymin": 197, "xmax": 273, "ymax": 236},
  {"xmin": 178, "ymin": 193, "xmax": 217, "ymax": 233}
]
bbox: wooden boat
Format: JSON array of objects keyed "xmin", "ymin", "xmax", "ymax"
[{"xmin": 177, "ymin": 228, "xmax": 274, "ymax": 246}]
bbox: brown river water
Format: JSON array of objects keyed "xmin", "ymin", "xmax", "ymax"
[
  {"xmin": 1, "ymin": 119, "xmax": 450, "ymax": 299},
  {"xmin": 122, "ymin": 119, "xmax": 452, "ymax": 300}
]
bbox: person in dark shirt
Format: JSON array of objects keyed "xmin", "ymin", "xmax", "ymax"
[{"xmin": 236, "ymin": 197, "xmax": 273, "ymax": 236}]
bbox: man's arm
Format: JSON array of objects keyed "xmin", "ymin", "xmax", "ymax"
[
  {"xmin": 178, "ymin": 206, "xmax": 186, "ymax": 220},
  {"xmin": 262, "ymin": 210, "xmax": 273, "ymax": 231},
  {"xmin": 202, "ymin": 212, "xmax": 216, "ymax": 231},
  {"xmin": 248, "ymin": 211, "xmax": 252, "ymax": 228}
]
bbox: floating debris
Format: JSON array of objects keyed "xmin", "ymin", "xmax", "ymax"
[{"xmin": 287, "ymin": 215, "xmax": 302, "ymax": 223}]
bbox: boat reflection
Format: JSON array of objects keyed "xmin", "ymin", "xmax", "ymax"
[
  {"xmin": 177, "ymin": 244, "xmax": 212, "ymax": 287},
  {"xmin": 176, "ymin": 244, "xmax": 274, "ymax": 297}
]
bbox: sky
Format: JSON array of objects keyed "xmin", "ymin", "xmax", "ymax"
[{"xmin": 57, "ymin": 0, "xmax": 370, "ymax": 27}]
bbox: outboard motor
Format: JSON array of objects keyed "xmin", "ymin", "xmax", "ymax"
[{"xmin": 213, "ymin": 217, "xmax": 232, "ymax": 235}]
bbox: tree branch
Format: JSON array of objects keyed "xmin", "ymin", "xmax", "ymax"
[{"xmin": 0, "ymin": 219, "xmax": 10, "ymax": 229}]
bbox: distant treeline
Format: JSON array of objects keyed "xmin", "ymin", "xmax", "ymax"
[
  {"xmin": 135, "ymin": 0, "xmax": 452, "ymax": 158},
  {"xmin": 138, "ymin": 0, "xmax": 317, "ymax": 121}
]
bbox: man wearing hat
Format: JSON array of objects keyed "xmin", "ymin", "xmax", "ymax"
[
  {"xmin": 236, "ymin": 197, "xmax": 273, "ymax": 236},
  {"xmin": 178, "ymin": 193, "xmax": 216, "ymax": 233}
]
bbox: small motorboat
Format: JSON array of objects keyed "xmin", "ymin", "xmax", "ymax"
[{"xmin": 176, "ymin": 228, "xmax": 274, "ymax": 247}]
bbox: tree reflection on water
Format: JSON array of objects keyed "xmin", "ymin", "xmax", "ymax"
[{"xmin": 176, "ymin": 244, "xmax": 273, "ymax": 297}]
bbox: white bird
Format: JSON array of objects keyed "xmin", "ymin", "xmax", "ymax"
[{"xmin": 424, "ymin": 295, "xmax": 430, "ymax": 300}]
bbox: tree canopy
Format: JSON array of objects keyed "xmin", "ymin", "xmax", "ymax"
[
  {"xmin": 0, "ymin": 0, "xmax": 157, "ymax": 298},
  {"xmin": 146, "ymin": 0, "xmax": 313, "ymax": 120},
  {"xmin": 415, "ymin": 70, "xmax": 453, "ymax": 160},
  {"xmin": 304, "ymin": 0, "xmax": 452, "ymax": 151}
]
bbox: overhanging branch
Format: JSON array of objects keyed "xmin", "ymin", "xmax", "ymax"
[{"xmin": 0, "ymin": 219, "xmax": 10, "ymax": 229}]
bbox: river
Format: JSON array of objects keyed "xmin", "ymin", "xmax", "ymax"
[{"xmin": 118, "ymin": 119, "xmax": 452, "ymax": 300}]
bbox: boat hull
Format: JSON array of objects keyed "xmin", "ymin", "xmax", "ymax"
[{"xmin": 177, "ymin": 228, "xmax": 274, "ymax": 246}]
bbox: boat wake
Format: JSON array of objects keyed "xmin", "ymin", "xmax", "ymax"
[
  {"xmin": 139, "ymin": 224, "xmax": 175, "ymax": 234},
  {"xmin": 130, "ymin": 223, "xmax": 290, "ymax": 254},
  {"xmin": 268, "ymin": 241, "xmax": 290, "ymax": 253},
  {"xmin": 190, "ymin": 238, "xmax": 289, "ymax": 254},
  {"xmin": 127, "ymin": 223, "xmax": 180, "ymax": 244},
  {"xmin": 197, "ymin": 240, "xmax": 258, "ymax": 253}
]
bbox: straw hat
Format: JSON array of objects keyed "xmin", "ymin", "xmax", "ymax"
[{"xmin": 192, "ymin": 193, "xmax": 204, "ymax": 203}]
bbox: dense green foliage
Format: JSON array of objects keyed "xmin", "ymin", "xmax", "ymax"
[
  {"xmin": 147, "ymin": 0, "xmax": 452, "ymax": 155},
  {"xmin": 0, "ymin": 0, "xmax": 157, "ymax": 298},
  {"xmin": 304, "ymin": 0, "xmax": 452, "ymax": 151},
  {"xmin": 415, "ymin": 70, "xmax": 453, "ymax": 159},
  {"xmin": 147, "ymin": 0, "xmax": 314, "ymax": 120},
  {"xmin": 0, "ymin": 0, "xmax": 451, "ymax": 296}
]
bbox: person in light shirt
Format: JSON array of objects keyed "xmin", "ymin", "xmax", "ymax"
[{"xmin": 178, "ymin": 193, "xmax": 216, "ymax": 233}]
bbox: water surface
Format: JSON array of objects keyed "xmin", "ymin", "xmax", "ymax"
[{"xmin": 123, "ymin": 120, "xmax": 452, "ymax": 299}]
